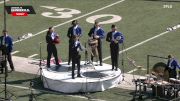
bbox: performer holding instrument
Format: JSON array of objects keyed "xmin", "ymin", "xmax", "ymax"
[
  {"xmin": 88, "ymin": 21, "xmax": 105, "ymax": 66},
  {"xmin": 71, "ymin": 36, "xmax": 82, "ymax": 79},
  {"xmin": 165, "ymin": 54, "xmax": 180, "ymax": 79},
  {"xmin": 67, "ymin": 20, "xmax": 82, "ymax": 65},
  {"xmin": 0, "ymin": 30, "xmax": 14, "ymax": 73},
  {"xmin": 46, "ymin": 27, "xmax": 61, "ymax": 69},
  {"xmin": 106, "ymin": 24, "xmax": 124, "ymax": 71}
]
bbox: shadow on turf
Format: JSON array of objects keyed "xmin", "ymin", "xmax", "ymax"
[
  {"xmin": 7, "ymin": 77, "xmax": 44, "ymax": 89},
  {"xmin": 6, "ymin": 76, "xmax": 95, "ymax": 100},
  {"xmin": 6, "ymin": 79, "xmax": 172, "ymax": 101},
  {"xmin": 5, "ymin": 75, "xmax": 172, "ymax": 101},
  {"xmin": 144, "ymin": 0, "xmax": 180, "ymax": 2}
]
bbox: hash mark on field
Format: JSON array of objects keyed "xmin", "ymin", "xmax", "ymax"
[
  {"xmin": 13, "ymin": 0, "xmax": 126, "ymax": 44},
  {"xmin": 127, "ymin": 68, "xmax": 146, "ymax": 74},
  {"xmin": 0, "ymin": 0, "xmax": 9, "ymax": 4},
  {"xmin": 11, "ymin": 51, "xmax": 19, "ymax": 55},
  {"xmin": 28, "ymin": 54, "xmax": 38, "ymax": 58},
  {"xmin": 127, "ymin": 69, "xmax": 138, "ymax": 74}
]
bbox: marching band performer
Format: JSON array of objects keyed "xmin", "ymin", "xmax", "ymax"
[
  {"xmin": 67, "ymin": 20, "xmax": 82, "ymax": 65},
  {"xmin": 88, "ymin": 21, "xmax": 105, "ymax": 66},
  {"xmin": 0, "ymin": 30, "xmax": 14, "ymax": 73},
  {"xmin": 106, "ymin": 24, "xmax": 124, "ymax": 71},
  {"xmin": 71, "ymin": 36, "xmax": 82, "ymax": 79},
  {"xmin": 46, "ymin": 27, "xmax": 61, "ymax": 69},
  {"xmin": 165, "ymin": 54, "xmax": 180, "ymax": 79}
]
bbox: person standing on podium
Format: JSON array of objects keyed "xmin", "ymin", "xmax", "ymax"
[
  {"xmin": 67, "ymin": 20, "xmax": 82, "ymax": 65},
  {"xmin": 71, "ymin": 36, "xmax": 82, "ymax": 79},
  {"xmin": 106, "ymin": 25, "xmax": 124, "ymax": 71},
  {"xmin": 46, "ymin": 27, "xmax": 61, "ymax": 69},
  {"xmin": 88, "ymin": 21, "xmax": 105, "ymax": 66}
]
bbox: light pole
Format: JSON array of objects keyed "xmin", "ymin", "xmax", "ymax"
[{"xmin": 4, "ymin": 0, "xmax": 6, "ymax": 30}]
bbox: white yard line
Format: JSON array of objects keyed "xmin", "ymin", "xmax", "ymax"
[
  {"xmin": 0, "ymin": 84, "xmax": 30, "ymax": 90},
  {"xmin": 13, "ymin": 0, "xmax": 126, "ymax": 44},
  {"xmin": 0, "ymin": 0, "xmax": 9, "ymax": 4},
  {"xmin": 11, "ymin": 51, "xmax": 19, "ymax": 55},
  {"xmin": 28, "ymin": 54, "xmax": 38, "ymax": 58},
  {"xmin": 103, "ymin": 31, "xmax": 170, "ymax": 61},
  {"xmin": 102, "ymin": 28, "xmax": 180, "ymax": 73},
  {"xmin": 103, "ymin": 30, "xmax": 169, "ymax": 73}
]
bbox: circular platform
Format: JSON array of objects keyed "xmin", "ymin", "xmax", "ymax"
[{"xmin": 42, "ymin": 61, "xmax": 122, "ymax": 93}]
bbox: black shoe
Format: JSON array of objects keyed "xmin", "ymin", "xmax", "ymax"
[
  {"xmin": 72, "ymin": 77, "xmax": 75, "ymax": 79},
  {"xmin": 77, "ymin": 74, "xmax": 82, "ymax": 77},
  {"xmin": 115, "ymin": 68, "xmax": 118, "ymax": 71},
  {"xmin": 10, "ymin": 68, "xmax": 15, "ymax": 71},
  {"xmin": 8, "ymin": 70, "xmax": 13, "ymax": 73},
  {"xmin": 8, "ymin": 68, "xmax": 15, "ymax": 73},
  {"xmin": 47, "ymin": 66, "xmax": 50, "ymax": 71},
  {"xmin": 95, "ymin": 64, "xmax": 98, "ymax": 66},
  {"xmin": 68, "ymin": 62, "xmax": 70, "ymax": 65},
  {"xmin": 56, "ymin": 64, "xmax": 61, "ymax": 67},
  {"xmin": 100, "ymin": 63, "xmax": 103, "ymax": 66}
]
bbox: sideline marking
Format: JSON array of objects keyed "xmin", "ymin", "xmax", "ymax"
[
  {"xmin": 0, "ymin": 0, "xmax": 9, "ymax": 4},
  {"xmin": 11, "ymin": 51, "xmax": 19, "ymax": 55},
  {"xmin": 28, "ymin": 54, "xmax": 38, "ymax": 58},
  {"xmin": 13, "ymin": 0, "xmax": 126, "ymax": 44}
]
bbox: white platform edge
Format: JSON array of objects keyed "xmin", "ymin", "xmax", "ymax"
[{"xmin": 42, "ymin": 62, "xmax": 123, "ymax": 93}]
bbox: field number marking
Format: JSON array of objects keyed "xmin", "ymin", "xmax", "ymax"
[
  {"xmin": 41, "ymin": 6, "xmax": 81, "ymax": 18},
  {"xmin": 14, "ymin": 0, "xmax": 126, "ymax": 44},
  {"xmin": 41, "ymin": 6, "xmax": 122, "ymax": 24},
  {"xmin": 86, "ymin": 14, "xmax": 122, "ymax": 24}
]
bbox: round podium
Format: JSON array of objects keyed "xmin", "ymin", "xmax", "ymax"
[{"xmin": 42, "ymin": 61, "xmax": 122, "ymax": 93}]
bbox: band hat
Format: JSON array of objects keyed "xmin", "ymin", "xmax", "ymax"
[{"xmin": 49, "ymin": 26, "xmax": 54, "ymax": 30}]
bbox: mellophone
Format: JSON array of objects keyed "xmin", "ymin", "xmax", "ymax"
[{"xmin": 133, "ymin": 74, "xmax": 180, "ymax": 99}]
